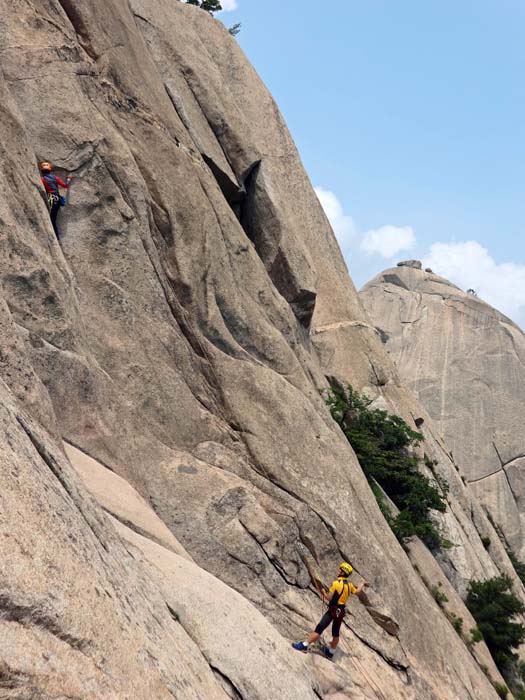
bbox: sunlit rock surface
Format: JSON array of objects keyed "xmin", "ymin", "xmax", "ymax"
[{"xmin": 0, "ymin": 2, "xmax": 518, "ymax": 697}]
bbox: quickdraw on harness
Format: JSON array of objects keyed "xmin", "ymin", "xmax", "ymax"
[{"xmin": 47, "ymin": 193, "xmax": 60, "ymax": 209}]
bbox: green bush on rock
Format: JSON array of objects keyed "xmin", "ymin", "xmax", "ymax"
[
  {"xmin": 326, "ymin": 385, "xmax": 447, "ymax": 550},
  {"xmin": 506, "ymin": 547, "xmax": 525, "ymax": 586},
  {"xmin": 494, "ymin": 683, "xmax": 509, "ymax": 699},
  {"xmin": 466, "ymin": 575, "xmax": 525, "ymax": 670},
  {"xmin": 186, "ymin": 0, "xmax": 222, "ymax": 15},
  {"xmin": 469, "ymin": 626, "xmax": 484, "ymax": 646}
]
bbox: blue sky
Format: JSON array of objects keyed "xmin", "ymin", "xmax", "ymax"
[{"xmin": 217, "ymin": 1, "xmax": 525, "ymax": 326}]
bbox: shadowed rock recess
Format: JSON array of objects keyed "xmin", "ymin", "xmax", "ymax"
[{"xmin": 0, "ymin": 2, "xmax": 520, "ymax": 699}]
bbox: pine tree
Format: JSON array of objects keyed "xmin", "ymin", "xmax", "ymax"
[
  {"xmin": 186, "ymin": 0, "xmax": 223, "ymax": 15},
  {"xmin": 326, "ymin": 385, "xmax": 447, "ymax": 550},
  {"xmin": 466, "ymin": 575, "xmax": 525, "ymax": 669}
]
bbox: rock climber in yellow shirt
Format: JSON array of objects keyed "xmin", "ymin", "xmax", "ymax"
[{"xmin": 293, "ymin": 562, "xmax": 369, "ymax": 659}]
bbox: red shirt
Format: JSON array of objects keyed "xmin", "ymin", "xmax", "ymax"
[{"xmin": 41, "ymin": 174, "xmax": 69, "ymax": 194}]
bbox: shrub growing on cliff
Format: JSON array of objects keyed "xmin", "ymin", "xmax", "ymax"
[
  {"xmin": 326, "ymin": 385, "xmax": 447, "ymax": 550},
  {"xmin": 466, "ymin": 575, "xmax": 525, "ymax": 670},
  {"xmin": 228, "ymin": 22, "xmax": 241, "ymax": 36},
  {"xmin": 469, "ymin": 626, "xmax": 483, "ymax": 646},
  {"xmin": 185, "ymin": 0, "xmax": 241, "ymax": 35},
  {"xmin": 515, "ymin": 684, "xmax": 525, "ymax": 700},
  {"xmin": 506, "ymin": 547, "xmax": 525, "ymax": 586},
  {"xmin": 494, "ymin": 683, "xmax": 509, "ymax": 699},
  {"xmin": 186, "ymin": 0, "xmax": 222, "ymax": 14},
  {"xmin": 430, "ymin": 582, "xmax": 448, "ymax": 606}
]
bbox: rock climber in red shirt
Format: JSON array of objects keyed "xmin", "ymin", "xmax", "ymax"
[{"xmin": 40, "ymin": 162, "xmax": 71, "ymax": 239}]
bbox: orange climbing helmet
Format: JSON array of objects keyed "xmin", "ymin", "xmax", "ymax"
[{"xmin": 40, "ymin": 161, "xmax": 52, "ymax": 172}]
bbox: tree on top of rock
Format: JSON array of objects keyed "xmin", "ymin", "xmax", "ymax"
[
  {"xmin": 186, "ymin": 0, "xmax": 223, "ymax": 14},
  {"xmin": 185, "ymin": 0, "xmax": 241, "ymax": 35}
]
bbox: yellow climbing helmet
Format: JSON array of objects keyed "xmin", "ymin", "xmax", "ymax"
[
  {"xmin": 339, "ymin": 562, "xmax": 353, "ymax": 576},
  {"xmin": 40, "ymin": 161, "xmax": 52, "ymax": 172}
]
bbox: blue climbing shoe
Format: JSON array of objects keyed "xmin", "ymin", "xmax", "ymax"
[
  {"xmin": 321, "ymin": 645, "xmax": 334, "ymax": 660},
  {"xmin": 292, "ymin": 641, "xmax": 309, "ymax": 653}
]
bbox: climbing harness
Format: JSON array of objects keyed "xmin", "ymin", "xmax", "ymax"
[{"xmin": 47, "ymin": 193, "xmax": 59, "ymax": 209}]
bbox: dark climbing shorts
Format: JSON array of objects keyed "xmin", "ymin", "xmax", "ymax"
[{"xmin": 315, "ymin": 607, "xmax": 346, "ymax": 638}]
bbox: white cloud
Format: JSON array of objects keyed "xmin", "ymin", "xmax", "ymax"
[
  {"xmin": 423, "ymin": 241, "xmax": 525, "ymax": 324},
  {"xmin": 314, "ymin": 187, "xmax": 357, "ymax": 252},
  {"xmin": 314, "ymin": 184, "xmax": 524, "ymax": 326},
  {"xmin": 220, "ymin": 0, "xmax": 238, "ymax": 10},
  {"xmin": 361, "ymin": 225, "xmax": 416, "ymax": 258}
]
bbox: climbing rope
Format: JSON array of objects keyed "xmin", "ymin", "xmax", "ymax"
[{"xmin": 339, "ymin": 629, "xmax": 388, "ymax": 700}]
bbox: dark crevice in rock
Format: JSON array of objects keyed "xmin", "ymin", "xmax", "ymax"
[
  {"xmin": 209, "ymin": 665, "xmax": 244, "ymax": 700},
  {"xmin": 345, "ymin": 619, "xmax": 409, "ymax": 677},
  {"xmin": 163, "ymin": 81, "xmax": 209, "ymax": 165},
  {"xmin": 241, "ymin": 464, "xmax": 338, "ymax": 543},
  {"xmin": 297, "ymin": 534, "xmax": 321, "ymax": 566},
  {"xmin": 17, "ymin": 416, "xmax": 75, "ymax": 498},
  {"xmin": 367, "ymin": 357, "xmax": 387, "ymax": 387},
  {"xmin": 376, "ymin": 327, "xmax": 390, "ymax": 344},
  {"xmin": 467, "ymin": 467, "xmax": 503, "ymax": 484},
  {"xmin": 209, "ymin": 489, "xmax": 307, "ymax": 591},
  {"xmin": 102, "ymin": 507, "xmax": 171, "ymax": 553},
  {"xmin": 55, "ymin": 0, "xmax": 97, "ymax": 60},
  {"xmin": 165, "ymin": 54, "xmax": 245, "ymax": 181},
  {"xmin": 165, "ymin": 603, "xmax": 179, "ymax": 623},
  {"xmin": 383, "ymin": 273, "xmax": 410, "ymax": 290},
  {"xmin": 237, "ymin": 519, "xmax": 298, "ymax": 587},
  {"xmin": 202, "ymin": 154, "xmax": 245, "ymax": 218},
  {"xmin": 0, "ymin": 593, "xmax": 90, "ymax": 652},
  {"xmin": 164, "ymin": 81, "xmax": 203, "ymax": 148},
  {"xmin": 238, "ymin": 161, "xmax": 316, "ymax": 328},
  {"xmin": 495, "ymin": 445, "xmax": 525, "ymax": 471},
  {"xmin": 238, "ymin": 159, "xmax": 261, "ymax": 218},
  {"xmin": 237, "ymin": 160, "xmax": 261, "ymax": 249},
  {"xmin": 291, "ymin": 499, "xmax": 336, "ymax": 542},
  {"xmin": 287, "ymin": 287, "xmax": 316, "ymax": 329},
  {"xmin": 0, "ymin": 661, "xmax": 32, "ymax": 691},
  {"xmin": 500, "ymin": 466, "xmax": 522, "ymax": 519},
  {"xmin": 493, "ymin": 441, "xmax": 505, "ymax": 468},
  {"xmin": 150, "ymin": 199, "xmax": 175, "ymax": 247}
]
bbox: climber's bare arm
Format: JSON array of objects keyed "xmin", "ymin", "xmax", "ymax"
[{"xmin": 321, "ymin": 588, "xmax": 332, "ymax": 602}]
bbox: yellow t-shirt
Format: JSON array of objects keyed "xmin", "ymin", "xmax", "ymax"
[{"xmin": 329, "ymin": 577, "xmax": 358, "ymax": 606}]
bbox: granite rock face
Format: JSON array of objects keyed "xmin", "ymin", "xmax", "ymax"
[
  {"xmin": 0, "ymin": 1, "xmax": 519, "ymax": 698},
  {"xmin": 361, "ymin": 265, "xmax": 525, "ymax": 557}
]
